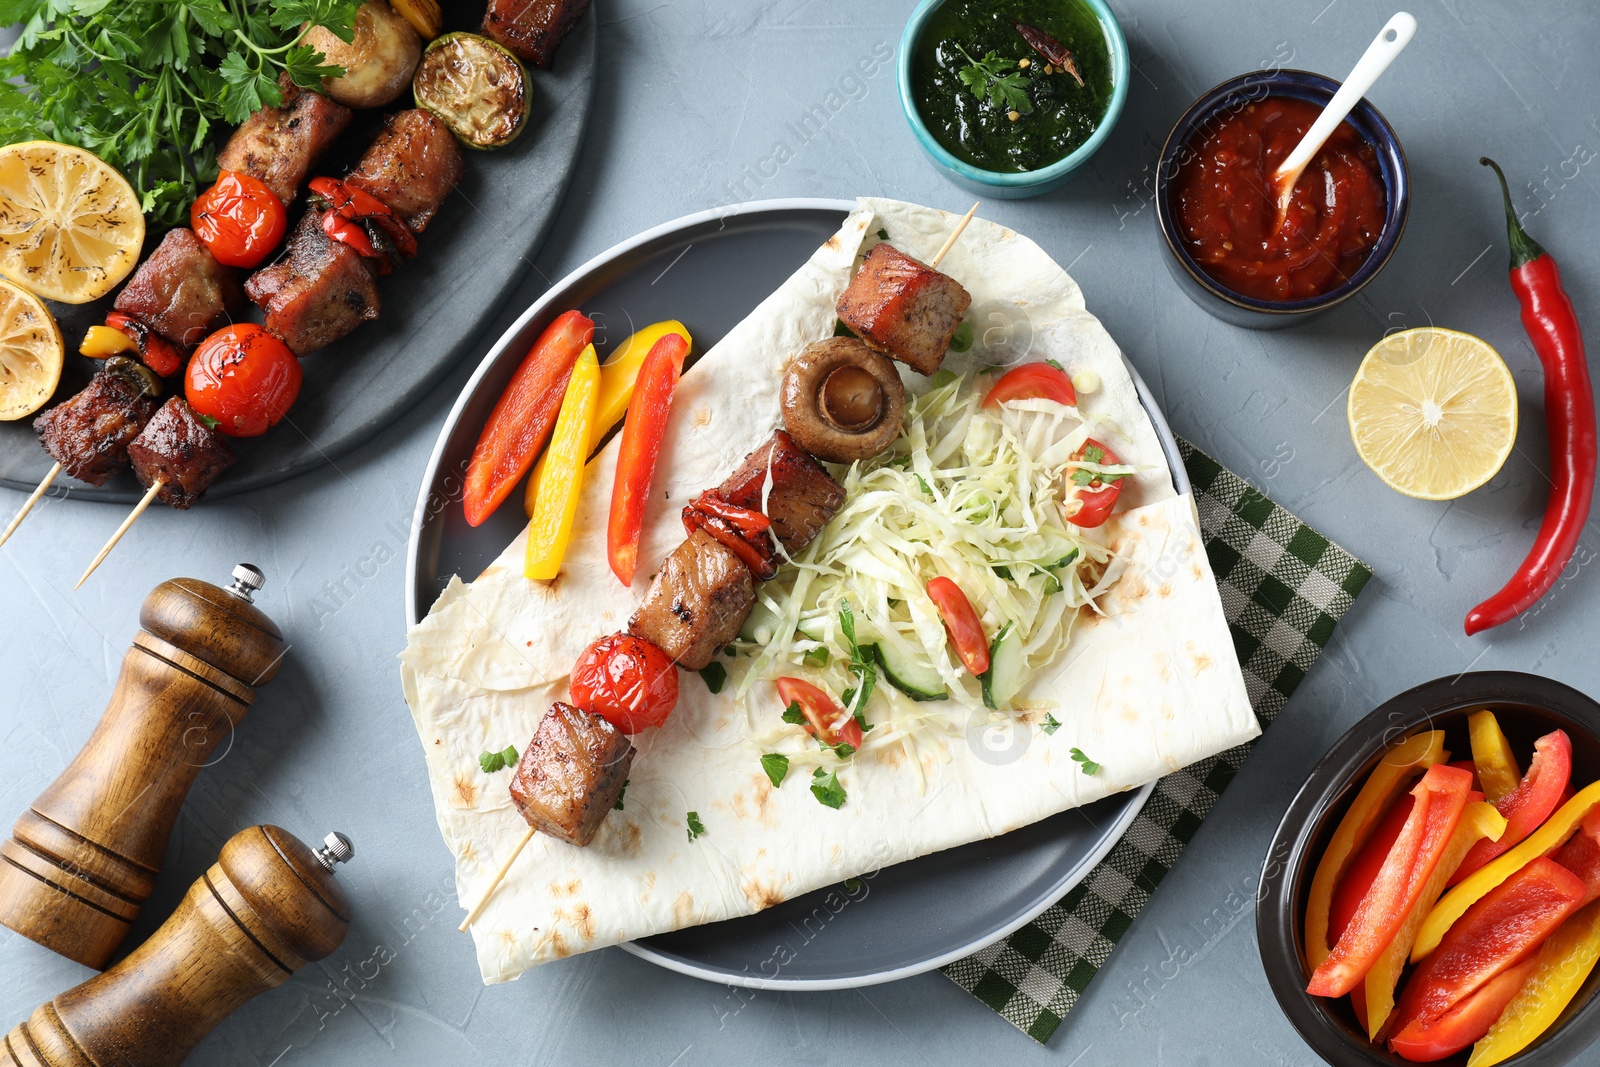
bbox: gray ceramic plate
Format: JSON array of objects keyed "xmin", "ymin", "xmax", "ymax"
[
  {"xmin": 405, "ymin": 199, "xmax": 1184, "ymax": 988},
  {"xmin": 0, "ymin": 7, "xmax": 597, "ymax": 504}
]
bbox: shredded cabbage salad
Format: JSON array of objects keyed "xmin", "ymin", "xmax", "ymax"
[{"xmin": 731, "ymin": 368, "xmax": 1136, "ymax": 788}]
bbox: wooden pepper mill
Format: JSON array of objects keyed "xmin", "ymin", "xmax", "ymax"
[
  {"xmin": 0, "ymin": 564, "xmax": 284, "ymax": 969},
  {"xmin": 4, "ymin": 824, "xmax": 354, "ymax": 1067}
]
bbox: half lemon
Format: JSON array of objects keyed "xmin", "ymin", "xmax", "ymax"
[
  {"xmin": 1348, "ymin": 327, "xmax": 1517, "ymax": 500},
  {"xmin": 0, "ymin": 277, "xmax": 64, "ymax": 420},
  {"xmin": 0, "ymin": 141, "xmax": 145, "ymax": 304}
]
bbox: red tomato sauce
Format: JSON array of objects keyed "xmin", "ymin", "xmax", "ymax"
[{"xmin": 1173, "ymin": 97, "xmax": 1387, "ymax": 302}]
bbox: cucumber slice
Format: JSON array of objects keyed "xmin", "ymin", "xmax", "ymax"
[
  {"xmin": 740, "ymin": 598, "xmax": 785, "ymax": 644},
  {"xmin": 981, "ymin": 622, "xmax": 1026, "ymax": 710},
  {"xmin": 875, "ymin": 641, "xmax": 948, "ymax": 702}
]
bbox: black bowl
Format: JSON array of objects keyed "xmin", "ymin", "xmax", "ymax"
[
  {"xmin": 1154, "ymin": 69, "xmax": 1410, "ymax": 330},
  {"xmin": 1257, "ymin": 671, "xmax": 1600, "ymax": 1066}
]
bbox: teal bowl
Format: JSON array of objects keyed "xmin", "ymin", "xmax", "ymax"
[{"xmin": 897, "ymin": 0, "xmax": 1130, "ymax": 199}]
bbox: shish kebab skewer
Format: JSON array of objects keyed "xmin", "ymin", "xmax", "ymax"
[
  {"xmin": 75, "ymin": 110, "xmax": 465, "ymax": 586},
  {"xmin": 458, "ymin": 206, "xmax": 978, "ymax": 930},
  {"xmin": 0, "ymin": 79, "xmax": 353, "ymax": 548}
]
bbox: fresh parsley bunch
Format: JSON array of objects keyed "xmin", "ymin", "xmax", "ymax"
[
  {"xmin": 955, "ymin": 46, "xmax": 1033, "ymax": 116},
  {"xmin": 0, "ymin": 0, "xmax": 362, "ymax": 226}
]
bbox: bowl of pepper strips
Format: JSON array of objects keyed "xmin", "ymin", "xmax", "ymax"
[{"xmin": 1258, "ymin": 671, "xmax": 1600, "ymax": 1065}]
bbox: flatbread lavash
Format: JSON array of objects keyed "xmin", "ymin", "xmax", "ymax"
[{"xmin": 399, "ymin": 199, "xmax": 1260, "ymax": 984}]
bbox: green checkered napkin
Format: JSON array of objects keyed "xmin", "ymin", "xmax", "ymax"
[{"xmin": 941, "ymin": 440, "xmax": 1373, "ymax": 1043}]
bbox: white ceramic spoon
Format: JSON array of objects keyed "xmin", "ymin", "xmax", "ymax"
[{"xmin": 1272, "ymin": 12, "xmax": 1418, "ymax": 219}]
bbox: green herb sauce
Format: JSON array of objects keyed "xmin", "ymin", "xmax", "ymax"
[{"xmin": 911, "ymin": 0, "xmax": 1113, "ymax": 173}]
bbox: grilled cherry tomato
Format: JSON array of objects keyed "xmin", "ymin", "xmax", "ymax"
[
  {"xmin": 776, "ymin": 677, "xmax": 863, "ymax": 751},
  {"xmin": 570, "ymin": 633, "xmax": 679, "ymax": 733},
  {"xmin": 191, "ymin": 171, "xmax": 287, "ymax": 268},
  {"xmin": 185, "ymin": 324, "xmax": 301, "ymax": 437},
  {"xmin": 982, "ymin": 362, "xmax": 1077, "ymax": 408},
  {"xmin": 1065, "ymin": 439, "xmax": 1124, "ymax": 528},
  {"xmin": 926, "ymin": 575, "xmax": 990, "ymax": 675}
]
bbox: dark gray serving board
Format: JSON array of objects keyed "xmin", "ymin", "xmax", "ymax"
[
  {"xmin": 405, "ymin": 200, "xmax": 1186, "ymax": 988},
  {"xmin": 0, "ymin": 6, "xmax": 597, "ymax": 503}
]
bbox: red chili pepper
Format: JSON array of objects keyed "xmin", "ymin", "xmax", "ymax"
[
  {"xmin": 925, "ymin": 576, "xmax": 990, "ymax": 675},
  {"xmin": 105, "ymin": 311, "xmax": 184, "ymax": 378},
  {"xmin": 1464, "ymin": 159, "xmax": 1596, "ymax": 635},
  {"xmin": 1307, "ymin": 764, "xmax": 1475, "ymax": 998},
  {"xmin": 463, "ymin": 310, "xmax": 595, "ymax": 527},
  {"xmin": 1387, "ymin": 856, "xmax": 1586, "ymax": 1052},
  {"xmin": 607, "ymin": 334, "xmax": 688, "ymax": 585},
  {"xmin": 1449, "ymin": 729, "xmax": 1571, "ymax": 885}
]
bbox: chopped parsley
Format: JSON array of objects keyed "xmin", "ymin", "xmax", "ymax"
[
  {"xmin": 1041, "ymin": 714, "xmax": 1062, "ymax": 735},
  {"xmin": 1046, "ymin": 358, "xmax": 1065, "ymax": 371},
  {"xmin": 838, "ymin": 601, "xmax": 876, "ymax": 725},
  {"xmin": 803, "ymin": 646, "xmax": 831, "ymax": 668},
  {"xmin": 834, "ymin": 318, "xmax": 857, "ymax": 338},
  {"xmin": 955, "ymin": 46, "xmax": 1033, "ymax": 115},
  {"xmin": 699, "ymin": 661, "xmax": 728, "ymax": 694},
  {"xmin": 913, "ymin": 473, "xmax": 934, "ymax": 496},
  {"xmin": 950, "ymin": 321, "xmax": 974, "ymax": 353},
  {"xmin": 817, "ymin": 736, "xmax": 856, "ymax": 759},
  {"xmin": 761, "ymin": 753, "xmax": 790, "ymax": 787},
  {"xmin": 876, "ymin": 227, "xmax": 889, "ymax": 240},
  {"xmin": 686, "ymin": 811, "xmax": 706, "ymax": 841},
  {"xmin": 781, "ymin": 700, "xmax": 806, "ymax": 726},
  {"xmin": 614, "ymin": 778, "xmax": 630, "ymax": 810},
  {"xmin": 1070, "ymin": 748, "xmax": 1100, "ymax": 775},
  {"xmin": 811, "ymin": 767, "xmax": 847, "ymax": 809},
  {"xmin": 477, "ymin": 745, "xmax": 518, "ymax": 773},
  {"xmin": 843, "ymin": 877, "xmax": 863, "ymax": 893},
  {"xmin": 1070, "ymin": 444, "xmax": 1130, "ymax": 485}
]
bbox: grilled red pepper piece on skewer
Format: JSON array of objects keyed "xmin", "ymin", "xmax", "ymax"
[
  {"xmin": 1307, "ymin": 764, "xmax": 1475, "ymax": 998},
  {"xmin": 1465, "ymin": 159, "xmax": 1596, "ymax": 635},
  {"xmin": 1449, "ymin": 729, "xmax": 1571, "ymax": 885},
  {"xmin": 463, "ymin": 310, "xmax": 595, "ymax": 526},
  {"xmin": 682, "ymin": 499, "xmax": 779, "ymax": 580},
  {"xmin": 607, "ymin": 333, "xmax": 688, "ymax": 586},
  {"xmin": 104, "ymin": 311, "xmax": 184, "ymax": 378}
]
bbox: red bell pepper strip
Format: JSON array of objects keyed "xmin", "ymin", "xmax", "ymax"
[
  {"xmin": 1388, "ymin": 857, "xmax": 1586, "ymax": 1043},
  {"xmin": 1451, "ymin": 729, "xmax": 1572, "ymax": 885},
  {"xmin": 1553, "ymin": 806, "xmax": 1600, "ymax": 906},
  {"xmin": 464, "ymin": 310, "xmax": 595, "ymax": 526},
  {"xmin": 926, "ymin": 576, "xmax": 990, "ymax": 675},
  {"xmin": 607, "ymin": 333, "xmax": 688, "ymax": 585},
  {"xmin": 1388, "ymin": 955, "xmax": 1541, "ymax": 1063},
  {"xmin": 1332, "ymin": 794, "xmax": 1416, "ymax": 945},
  {"xmin": 982, "ymin": 362, "xmax": 1077, "ymax": 407},
  {"xmin": 1064, "ymin": 439, "xmax": 1125, "ymax": 529},
  {"xmin": 1308, "ymin": 764, "xmax": 1476, "ymax": 998},
  {"xmin": 1465, "ymin": 159, "xmax": 1596, "ymax": 635}
]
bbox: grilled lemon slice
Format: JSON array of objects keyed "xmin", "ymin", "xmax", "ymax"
[{"xmin": 0, "ymin": 277, "xmax": 64, "ymax": 420}]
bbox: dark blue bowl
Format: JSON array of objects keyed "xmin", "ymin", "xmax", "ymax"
[{"xmin": 1154, "ymin": 69, "xmax": 1409, "ymax": 330}]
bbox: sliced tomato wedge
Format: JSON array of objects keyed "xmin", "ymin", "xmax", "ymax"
[
  {"xmin": 607, "ymin": 333, "xmax": 688, "ymax": 585},
  {"xmin": 776, "ymin": 677, "xmax": 863, "ymax": 751},
  {"xmin": 1449, "ymin": 729, "xmax": 1572, "ymax": 885},
  {"xmin": 926, "ymin": 576, "xmax": 989, "ymax": 675},
  {"xmin": 982, "ymin": 362, "xmax": 1076, "ymax": 407},
  {"xmin": 1064, "ymin": 439, "xmax": 1124, "ymax": 529},
  {"xmin": 463, "ymin": 310, "xmax": 595, "ymax": 526},
  {"xmin": 1307, "ymin": 763, "xmax": 1475, "ymax": 998}
]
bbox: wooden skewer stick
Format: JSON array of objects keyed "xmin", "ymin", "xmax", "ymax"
[
  {"xmin": 76, "ymin": 480, "xmax": 162, "ymax": 590},
  {"xmin": 0, "ymin": 461, "xmax": 60, "ymax": 549},
  {"xmin": 929, "ymin": 201, "xmax": 980, "ymax": 269},
  {"xmin": 458, "ymin": 826, "xmax": 536, "ymax": 931}
]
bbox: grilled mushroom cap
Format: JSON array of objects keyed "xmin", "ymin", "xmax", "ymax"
[{"xmin": 780, "ymin": 337, "xmax": 905, "ymax": 462}]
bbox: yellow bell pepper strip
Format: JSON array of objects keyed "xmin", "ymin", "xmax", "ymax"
[
  {"xmin": 1470, "ymin": 709, "xmax": 1522, "ymax": 804},
  {"xmin": 1467, "ymin": 898, "xmax": 1600, "ymax": 1067},
  {"xmin": 1364, "ymin": 800, "xmax": 1507, "ymax": 1038},
  {"xmin": 1305, "ymin": 730, "xmax": 1448, "ymax": 969},
  {"xmin": 524, "ymin": 348, "xmax": 599, "ymax": 581},
  {"xmin": 80, "ymin": 324, "xmax": 136, "ymax": 358},
  {"xmin": 1414, "ymin": 778, "xmax": 1600, "ymax": 961},
  {"xmin": 526, "ymin": 321, "xmax": 691, "ymax": 516}
]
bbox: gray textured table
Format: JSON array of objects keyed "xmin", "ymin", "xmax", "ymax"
[{"xmin": 3, "ymin": 1, "xmax": 1597, "ymax": 1063}]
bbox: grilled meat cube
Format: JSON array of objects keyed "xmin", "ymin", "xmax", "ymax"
[
  {"xmin": 217, "ymin": 75, "xmax": 352, "ymax": 205},
  {"xmin": 483, "ymin": 0, "xmax": 590, "ymax": 68},
  {"xmin": 245, "ymin": 211, "xmax": 380, "ymax": 356},
  {"xmin": 112, "ymin": 228, "xmax": 245, "ymax": 348},
  {"xmin": 836, "ymin": 243, "xmax": 972, "ymax": 376},
  {"xmin": 343, "ymin": 109, "xmax": 464, "ymax": 233},
  {"xmin": 715, "ymin": 430, "xmax": 846, "ymax": 555},
  {"xmin": 629, "ymin": 529, "xmax": 755, "ymax": 670},
  {"xmin": 510, "ymin": 702, "xmax": 635, "ymax": 847},
  {"xmin": 32, "ymin": 361, "xmax": 158, "ymax": 486},
  {"xmin": 127, "ymin": 397, "xmax": 236, "ymax": 510}
]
